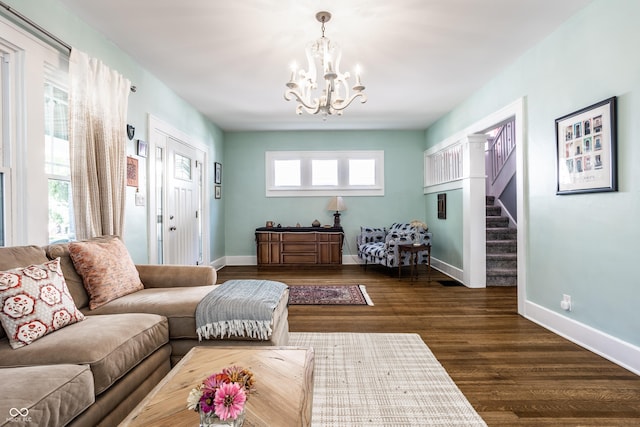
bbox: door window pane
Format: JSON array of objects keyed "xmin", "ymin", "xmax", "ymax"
[{"xmin": 174, "ymin": 153, "xmax": 192, "ymax": 181}]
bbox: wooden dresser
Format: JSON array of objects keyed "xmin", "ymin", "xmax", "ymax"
[{"xmin": 255, "ymin": 227, "xmax": 344, "ymax": 266}]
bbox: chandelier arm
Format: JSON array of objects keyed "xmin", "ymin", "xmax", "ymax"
[
  {"xmin": 330, "ymin": 92, "xmax": 367, "ymax": 111},
  {"xmin": 284, "ymin": 89, "xmax": 322, "ymax": 114}
]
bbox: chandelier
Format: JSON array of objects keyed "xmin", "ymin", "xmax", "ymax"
[{"xmin": 284, "ymin": 11, "xmax": 367, "ymax": 117}]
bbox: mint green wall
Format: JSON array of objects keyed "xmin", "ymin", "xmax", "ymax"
[
  {"xmin": 224, "ymin": 130, "xmax": 426, "ymax": 258},
  {"xmin": 425, "ymin": 0, "xmax": 640, "ymax": 346},
  {"xmin": 7, "ymin": 0, "xmax": 225, "ymax": 263},
  {"xmin": 425, "ymin": 190, "xmax": 463, "ymax": 268}
]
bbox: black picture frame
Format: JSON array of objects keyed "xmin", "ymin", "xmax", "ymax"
[
  {"xmin": 437, "ymin": 193, "xmax": 446, "ymax": 219},
  {"xmin": 555, "ymin": 97, "xmax": 617, "ymax": 195},
  {"xmin": 214, "ymin": 162, "xmax": 222, "ymax": 184},
  {"xmin": 136, "ymin": 139, "xmax": 148, "ymax": 158},
  {"xmin": 214, "ymin": 185, "xmax": 221, "ymax": 199}
]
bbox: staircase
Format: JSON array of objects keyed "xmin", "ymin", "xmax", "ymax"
[{"xmin": 486, "ymin": 196, "xmax": 517, "ymax": 286}]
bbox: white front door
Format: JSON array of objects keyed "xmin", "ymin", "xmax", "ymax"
[{"xmin": 165, "ymin": 138, "xmax": 203, "ymax": 265}]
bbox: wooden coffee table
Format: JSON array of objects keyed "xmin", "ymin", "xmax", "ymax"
[{"xmin": 120, "ymin": 346, "xmax": 314, "ymax": 427}]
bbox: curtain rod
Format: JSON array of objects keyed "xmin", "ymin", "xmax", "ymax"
[{"xmin": 0, "ymin": 1, "xmax": 137, "ymax": 93}]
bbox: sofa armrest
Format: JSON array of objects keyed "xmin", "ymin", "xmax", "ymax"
[{"xmin": 136, "ymin": 264, "xmax": 217, "ymax": 288}]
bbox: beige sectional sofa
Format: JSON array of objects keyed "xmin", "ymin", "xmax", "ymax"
[{"xmin": 0, "ymin": 238, "xmax": 289, "ymax": 427}]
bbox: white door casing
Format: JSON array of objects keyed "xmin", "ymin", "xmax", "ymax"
[{"xmin": 147, "ymin": 115, "xmax": 209, "ymax": 265}]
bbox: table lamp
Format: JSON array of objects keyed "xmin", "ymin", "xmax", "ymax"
[{"xmin": 327, "ymin": 196, "xmax": 346, "ymax": 228}]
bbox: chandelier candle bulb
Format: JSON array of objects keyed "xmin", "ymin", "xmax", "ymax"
[
  {"xmin": 355, "ymin": 66, "xmax": 362, "ymax": 87},
  {"xmin": 289, "ymin": 63, "xmax": 297, "ymax": 84}
]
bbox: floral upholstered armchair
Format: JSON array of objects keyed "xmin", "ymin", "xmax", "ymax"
[{"xmin": 356, "ymin": 222, "xmax": 432, "ymax": 269}]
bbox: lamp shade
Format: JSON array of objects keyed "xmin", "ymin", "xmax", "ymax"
[{"xmin": 327, "ymin": 196, "xmax": 346, "ymax": 212}]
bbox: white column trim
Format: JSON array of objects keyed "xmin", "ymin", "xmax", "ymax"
[{"xmin": 462, "ymin": 134, "xmax": 487, "ymax": 288}]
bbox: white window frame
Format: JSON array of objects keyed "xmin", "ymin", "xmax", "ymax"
[
  {"xmin": 0, "ymin": 15, "xmax": 68, "ymax": 245},
  {"xmin": 266, "ymin": 150, "xmax": 384, "ymax": 197}
]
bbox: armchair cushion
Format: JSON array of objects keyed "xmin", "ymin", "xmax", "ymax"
[{"xmin": 357, "ymin": 226, "xmax": 387, "ymax": 244}]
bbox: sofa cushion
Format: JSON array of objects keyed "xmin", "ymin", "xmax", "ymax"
[
  {"xmin": 45, "ymin": 242, "xmax": 90, "ymax": 310},
  {"xmin": 87, "ymin": 285, "xmax": 290, "ymax": 343},
  {"xmin": 86, "ymin": 285, "xmax": 217, "ymax": 339},
  {"xmin": 0, "ymin": 258, "xmax": 86, "ymax": 349},
  {"xmin": 0, "ymin": 245, "xmax": 50, "ymax": 341},
  {"xmin": 0, "ymin": 313, "xmax": 169, "ymax": 395},
  {"xmin": 0, "ymin": 364, "xmax": 94, "ymax": 427},
  {"xmin": 0, "ymin": 246, "xmax": 49, "ymax": 271},
  {"xmin": 69, "ymin": 237, "xmax": 143, "ymax": 309}
]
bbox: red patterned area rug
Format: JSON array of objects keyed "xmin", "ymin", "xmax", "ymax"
[{"xmin": 288, "ymin": 285, "xmax": 374, "ymax": 306}]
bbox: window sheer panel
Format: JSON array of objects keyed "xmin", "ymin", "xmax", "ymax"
[{"xmin": 266, "ymin": 151, "xmax": 384, "ymax": 197}]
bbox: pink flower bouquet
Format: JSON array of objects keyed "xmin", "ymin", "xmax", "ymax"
[{"xmin": 187, "ymin": 366, "xmax": 255, "ymax": 422}]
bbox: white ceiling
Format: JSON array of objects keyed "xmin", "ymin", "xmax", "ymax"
[{"xmin": 57, "ymin": 0, "xmax": 591, "ymax": 132}]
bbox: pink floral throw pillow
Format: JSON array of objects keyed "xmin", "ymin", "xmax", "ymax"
[
  {"xmin": 0, "ymin": 258, "xmax": 85, "ymax": 349},
  {"xmin": 68, "ymin": 238, "xmax": 143, "ymax": 310}
]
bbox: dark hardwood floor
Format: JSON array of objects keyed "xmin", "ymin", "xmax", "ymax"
[{"xmin": 216, "ymin": 265, "xmax": 640, "ymax": 426}]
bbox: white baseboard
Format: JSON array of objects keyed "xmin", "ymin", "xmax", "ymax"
[
  {"xmin": 430, "ymin": 257, "xmax": 464, "ymax": 285},
  {"xmin": 342, "ymin": 254, "xmax": 360, "ymax": 265},
  {"xmin": 210, "ymin": 257, "xmax": 226, "ymax": 270},
  {"xmin": 524, "ymin": 300, "xmax": 640, "ymax": 376},
  {"xmin": 222, "ymin": 255, "xmax": 256, "ymax": 266}
]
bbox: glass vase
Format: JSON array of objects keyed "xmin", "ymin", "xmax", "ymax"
[{"xmin": 199, "ymin": 410, "xmax": 245, "ymax": 427}]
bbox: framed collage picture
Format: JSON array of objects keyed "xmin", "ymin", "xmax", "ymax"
[{"xmin": 555, "ymin": 97, "xmax": 617, "ymax": 195}]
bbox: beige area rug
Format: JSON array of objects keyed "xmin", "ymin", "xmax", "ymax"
[{"xmin": 289, "ymin": 332, "xmax": 487, "ymax": 427}]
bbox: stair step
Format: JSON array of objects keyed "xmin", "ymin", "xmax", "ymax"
[
  {"xmin": 486, "ymin": 239, "xmax": 517, "ymax": 254},
  {"xmin": 486, "ymin": 216, "xmax": 509, "ymax": 228},
  {"xmin": 486, "ymin": 268, "xmax": 517, "ymax": 286},
  {"xmin": 486, "ymin": 205, "xmax": 502, "ymax": 216},
  {"xmin": 486, "ymin": 227, "xmax": 517, "ymax": 240},
  {"xmin": 485, "ymin": 194, "xmax": 517, "ymax": 286},
  {"xmin": 487, "ymin": 253, "xmax": 517, "ymax": 269}
]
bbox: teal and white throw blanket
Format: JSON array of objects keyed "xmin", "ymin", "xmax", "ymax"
[{"xmin": 196, "ymin": 280, "xmax": 288, "ymax": 341}]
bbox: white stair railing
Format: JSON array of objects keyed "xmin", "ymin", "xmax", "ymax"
[
  {"xmin": 424, "ymin": 142, "xmax": 463, "ymax": 187},
  {"xmin": 487, "ymin": 119, "xmax": 516, "ymax": 184}
]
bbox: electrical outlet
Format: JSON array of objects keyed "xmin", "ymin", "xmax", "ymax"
[
  {"xmin": 135, "ymin": 192, "xmax": 145, "ymax": 206},
  {"xmin": 560, "ymin": 294, "xmax": 572, "ymax": 311}
]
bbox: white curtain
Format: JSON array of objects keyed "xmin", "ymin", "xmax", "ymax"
[{"xmin": 68, "ymin": 49, "xmax": 131, "ymax": 240}]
